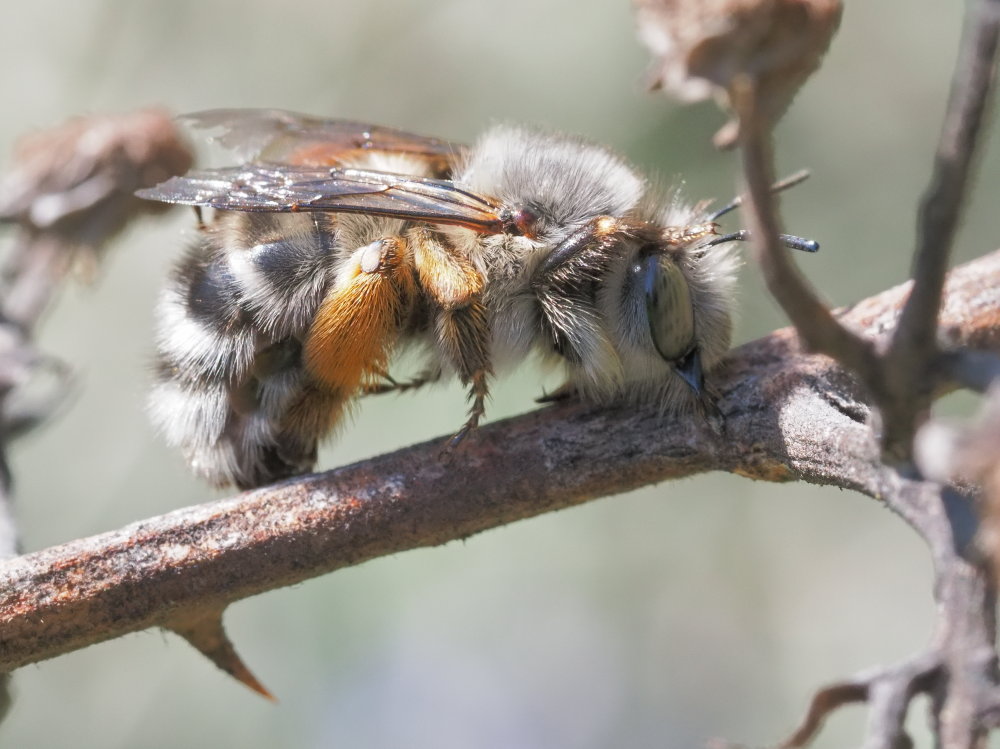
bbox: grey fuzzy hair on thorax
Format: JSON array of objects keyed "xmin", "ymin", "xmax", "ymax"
[{"xmin": 456, "ymin": 125, "xmax": 647, "ymax": 236}]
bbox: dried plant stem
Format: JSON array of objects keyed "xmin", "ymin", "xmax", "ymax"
[
  {"xmin": 879, "ymin": 0, "xmax": 1000, "ymax": 461},
  {"xmin": 724, "ymin": 2, "xmax": 1000, "ymax": 745},
  {"xmin": 736, "ymin": 0, "xmax": 1000, "ymax": 465},
  {"xmin": 893, "ymin": 0, "xmax": 1000, "ymax": 363},
  {"xmin": 733, "ymin": 76, "xmax": 880, "ymax": 380}
]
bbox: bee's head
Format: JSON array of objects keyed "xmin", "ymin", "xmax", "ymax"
[{"xmin": 623, "ymin": 176, "xmax": 817, "ymax": 398}]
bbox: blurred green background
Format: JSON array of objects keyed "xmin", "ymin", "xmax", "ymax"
[{"xmin": 0, "ymin": 1, "xmax": 994, "ymax": 747}]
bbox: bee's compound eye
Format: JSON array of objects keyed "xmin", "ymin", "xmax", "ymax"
[
  {"xmin": 359, "ymin": 240, "xmax": 386, "ymax": 274},
  {"xmin": 632, "ymin": 254, "xmax": 696, "ymax": 363}
]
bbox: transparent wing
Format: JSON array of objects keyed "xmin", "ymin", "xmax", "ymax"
[
  {"xmin": 184, "ymin": 109, "xmax": 465, "ymax": 176},
  {"xmin": 137, "ymin": 165, "xmax": 511, "ymax": 233}
]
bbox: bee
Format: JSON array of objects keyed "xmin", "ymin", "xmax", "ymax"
[{"xmin": 138, "ymin": 109, "xmax": 813, "ymax": 489}]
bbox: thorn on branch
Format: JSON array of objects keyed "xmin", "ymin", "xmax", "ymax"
[
  {"xmin": 164, "ymin": 606, "xmax": 275, "ymax": 701},
  {"xmin": 0, "ymin": 249, "xmax": 997, "ymax": 723}
]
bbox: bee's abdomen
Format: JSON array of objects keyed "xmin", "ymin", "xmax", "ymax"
[{"xmin": 149, "ymin": 215, "xmax": 341, "ymax": 489}]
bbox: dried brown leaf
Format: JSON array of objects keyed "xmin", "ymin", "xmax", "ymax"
[
  {"xmin": 634, "ymin": 0, "xmax": 842, "ymax": 147},
  {"xmin": 0, "ymin": 108, "xmax": 192, "ymax": 249}
]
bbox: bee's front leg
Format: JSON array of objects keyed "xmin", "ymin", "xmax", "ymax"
[
  {"xmin": 409, "ymin": 228, "xmax": 493, "ymax": 447},
  {"xmin": 529, "ymin": 216, "xmax": 625, "ymax": 390},
  {"xmin": 535, "ymin": 381, "xmax": 578, "ymax": 404}
]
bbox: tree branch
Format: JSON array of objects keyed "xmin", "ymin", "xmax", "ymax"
[
  {"xmin": 884, "ymin": 0, "xmax": 1000, "ymax": 460},
  {"xmin": 893, "ymin": 0, "xmax": 1000, "ymax": 364},
  {"xmin": 719, "ymin": 5, "xmax": 1000, "ymax": 742},
  {"xmin": 733, "ymin": 75, "xmax": 881, "ymax": 383},
  {"xmin": 733, "ymin": 0, "xmax": 1000, "ymax": 465},
  {"xmin": 0, "ymin": 248, "xmax": 998, "ymax": 676}
]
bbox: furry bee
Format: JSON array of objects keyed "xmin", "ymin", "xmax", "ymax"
[{"xmin": 138, "ymin": 109, "xmax": 805, "ymax": 489}]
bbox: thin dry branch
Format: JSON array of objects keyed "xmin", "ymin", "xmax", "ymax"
[
  {"xmin": 0, "ymin": 109, "xmax": 192, "ymax": 559},
  {"xmin": 716, "ymin": 2, "xmax": 1000, "ymax": 745},
  {"xmin": 893, "ymin": 0, "xmax": 1000, "ymax": 364},
  {"xmin": 0, "ymin": 249, "xmax": 997, "ymax": 679},
  {"xmin": 774, "ymin": 473, "xmax": 994, "ymax": 749},
  {"xmin": 733, "ymin": 77, "xmax": 880, "ymax": 379},
  {"xmin": 779, "ymin": 652, "xmax": 940, "ymax": 749},
  {"xmin": 883, "ymin": 0, "xmax": 1000, "ymax": 459},
  {"xmin": 735, "ymin": 0, "xmax": 1000, "ymax": 465}
]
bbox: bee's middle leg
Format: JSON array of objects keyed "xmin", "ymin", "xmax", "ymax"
[
  {"xmin": 437, "ymin": 299, "xmax": 491, "ymax": 447},
  {"xmin": 360, "ymin": 365, "xmax": 443, "ymax": 396},
  {"xmin": 410, "ymin": 228, "xmax": 493, "ymax": 446}
]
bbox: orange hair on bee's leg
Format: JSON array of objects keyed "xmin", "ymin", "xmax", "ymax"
[
  {"xmin": 411, "ymin": 227, "xmax": 484, "ymax": 309},
  {"xmin": 303, "ymin": 237, "xmax": 417, "ymax": 400}
]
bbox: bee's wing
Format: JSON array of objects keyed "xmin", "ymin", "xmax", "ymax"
[
  {"xmin": 137, "ymin": 165, "xmax": 511, "ymax": 234},
  {"xmin": 184, "ymin": 109, "xmax": 465, "ymax": 176}
]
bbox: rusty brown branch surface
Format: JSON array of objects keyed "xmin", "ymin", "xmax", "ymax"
[{"xmin": 0, "ymin": 249, "xmax": 998, "ymax": 675}]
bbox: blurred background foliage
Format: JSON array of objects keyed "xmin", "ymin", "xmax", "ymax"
[{"xmin": 0, "ymin": 1, "xmax": 994, "ymax": 747}]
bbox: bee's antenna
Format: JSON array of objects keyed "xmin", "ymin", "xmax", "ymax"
[
  {"xmin": 704, "ymin": 229, "xmax": 820, "ymax": 253},
  {"xmin": 706, "ymin": 170, "xmax": 811, "ymax": 222}
]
